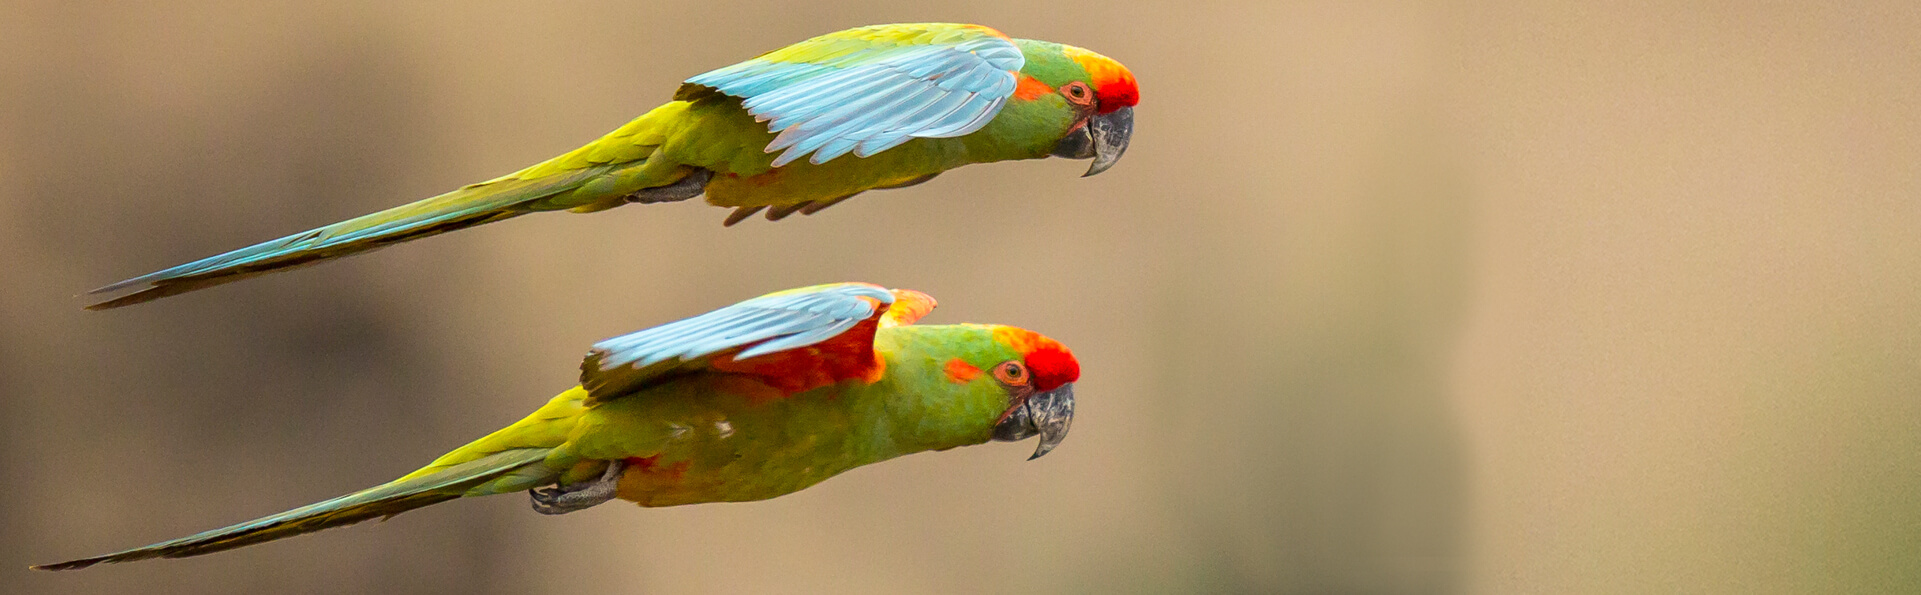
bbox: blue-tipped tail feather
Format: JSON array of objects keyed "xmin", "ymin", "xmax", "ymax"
[
  {"xmin": 32, "ymin": 448, "xmax": 554, "ymax": 571},
  {"xmin": 85, "ymin": 167, "xmax": 612, "ymax": 310}
]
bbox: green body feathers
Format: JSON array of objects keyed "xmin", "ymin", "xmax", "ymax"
[
  {"xmin": 87, "ymin": 24, "xmax": 1137, "ymax": 309},
  {"xmin": 35, "ymin": 324, "xmax": 1047, "ymax": 570}
]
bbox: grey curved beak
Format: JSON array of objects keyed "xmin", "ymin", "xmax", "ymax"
[
  {"xmin": 1082, "ymin": 107, "xmax": 1133, "ymax": 177},
  {"xmin": 991, "ymin": 383, "xmax": 1076, "ymax": 460},
  {"xmin": 1049, "ymin": 107, "xmax": 1134, "ymax": 177}
]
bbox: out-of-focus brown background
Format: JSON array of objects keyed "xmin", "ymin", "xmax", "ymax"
[{"xmin": 4, "ymin": 1, "xmax": 1917, "ymax": 593}]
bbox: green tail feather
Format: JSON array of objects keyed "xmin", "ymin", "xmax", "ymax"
[
  {"xmin": 85, "ymin": 166, "xmax": 615, "ymax": 310},
  {"xmin": 33, "ymin": 447, "xmax": 554, "ymax": 571}
]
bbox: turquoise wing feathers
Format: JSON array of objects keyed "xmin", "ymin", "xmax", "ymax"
[
  {"xmin": 579, "ymin": 283, "xmax": 898, "ymax": 400},
  {"xmin": 684, "ymin": 23, "xmax": 1024, "ymax": 167}
]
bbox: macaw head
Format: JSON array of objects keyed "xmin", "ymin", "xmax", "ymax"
[
  {"xmin": 984, "ymin": 326, "xmax": 1081, "ymax": 459},
  {"xmin": 904, "ymin": 324, "xmax": 1081, "ymax": 459},
  {"xmin": 1010, "ymin": 40, "xmax": 1139, "ymax": 177}
]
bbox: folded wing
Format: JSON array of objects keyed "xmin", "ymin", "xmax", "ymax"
[
  {"xmin": 580, "ymin": 282, "xmax": 937, "ymax": 401},
  {"xmin": 684, "ymin": 23, "xmax": 1025, "ymax": 167}
]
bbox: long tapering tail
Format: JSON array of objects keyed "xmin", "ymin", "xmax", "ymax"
[
  {"xmin": 83, "ymin": 164, "xmax": 617, "ymax": 310},
  {"xmin": 84, "ymin": 98, "xmax": 711, "ymax": 310},
  {"xmin": 36, "ymin": 388, "xmax": 591, "ymax": 570},
  {"xmin": 33, "ymin": 447, "xmax": 557, "ymax": 571}
]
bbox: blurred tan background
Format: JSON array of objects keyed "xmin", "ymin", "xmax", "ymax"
[{"xmin": 3, "ymin": 1, "xmax": 1917, "ymax": 593}]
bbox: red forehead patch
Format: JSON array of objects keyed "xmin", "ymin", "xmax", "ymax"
[
  {"xmin": 1064, "ymin": 46, "xmax": 1138, "ymax": 114},
  {"xmin": 1094, "ymin": 75, "xmax": 1138, "ymax": 114},
  {"xmin": 992, "ymin": 326, "xmax": 1081, "ymax": 392},
  {"xmin": 1023, "ymin": 345, "xmax": 1080, "ymax": 392}
]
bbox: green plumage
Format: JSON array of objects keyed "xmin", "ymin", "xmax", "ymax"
[
  {"xmin": 86, "ymin": 23, "xmax": 1135, "ymax": 309},
  {"xmin": 35, "ymin": 325, "xmax": 1041, "ymax": 570}
]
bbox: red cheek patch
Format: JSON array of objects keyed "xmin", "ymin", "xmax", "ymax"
[
  {"xmin": 1014, "ymin": 75, "xmax": 1054, "ymax": 101},
  {"xmin": 944, "ymin": 358, "xmax": 982, "ymax": 384}
]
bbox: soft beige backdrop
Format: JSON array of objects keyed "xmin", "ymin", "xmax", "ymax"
[{"xmin": 3, "ymin": 1, "xmax": 1916, "ymax": 594}]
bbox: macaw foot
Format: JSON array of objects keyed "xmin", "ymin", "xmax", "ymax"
[
  {"xmin": 626, "ymin": 168, "xmax": 712, "ymax": 204},
  {"xmin": 529, "ymin": 459, "xmax": 626, "ymax": 515}
]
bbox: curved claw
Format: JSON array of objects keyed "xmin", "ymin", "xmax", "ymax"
[
  {"xmin": 529, "ymin": 460, "xmax": 626, "ymax": 515},
  {"xmin": 625, "ymin": 168, "xmax": 712, "ymax": 204}
]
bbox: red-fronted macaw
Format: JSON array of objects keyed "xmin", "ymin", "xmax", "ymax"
[
  {"xmin": 37, "ymin": 283, "xmax": 1081, "ymax": 570},
  {"xmin": 86, "ymin": 23, "xmax": 1139, "ymax": 309}
]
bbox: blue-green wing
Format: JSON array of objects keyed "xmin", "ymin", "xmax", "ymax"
[
  {"xmin": 683, "ymin": 23, "xmax": 1025, "ymax": 167},
  {"xmin": 580, "ymin": 283, "xmax": 901, "ymax": 400}
]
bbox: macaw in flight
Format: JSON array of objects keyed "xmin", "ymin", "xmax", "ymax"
[
  {"xmin": 87, "ymin": 23, "xmax": 1139, "ymax": 309},
  {"xmin": 37, "ymin": 283, "xmax": 1081, "ymax": 570}
]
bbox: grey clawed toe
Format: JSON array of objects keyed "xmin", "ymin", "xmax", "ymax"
[
  {"xmin": 529, "ymin": 459, "xmax": 626, "ymax": 515},
  {"xmin": 626, "ymin": 169, "xmax": 712, "ymax": 204}
]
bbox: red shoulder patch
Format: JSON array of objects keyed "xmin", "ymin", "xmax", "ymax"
[{"xmin": 710, "ymin": 317, "xmax": 884, "ymax": 397}]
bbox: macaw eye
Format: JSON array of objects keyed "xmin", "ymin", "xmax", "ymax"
[
  {"xmin": 993, "ymin": 361, "xmax": 1030, "ymax": 386},
  {"xmin": 1061, "ymin": 82, "xmax": 1094, "ymax": 107}
]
